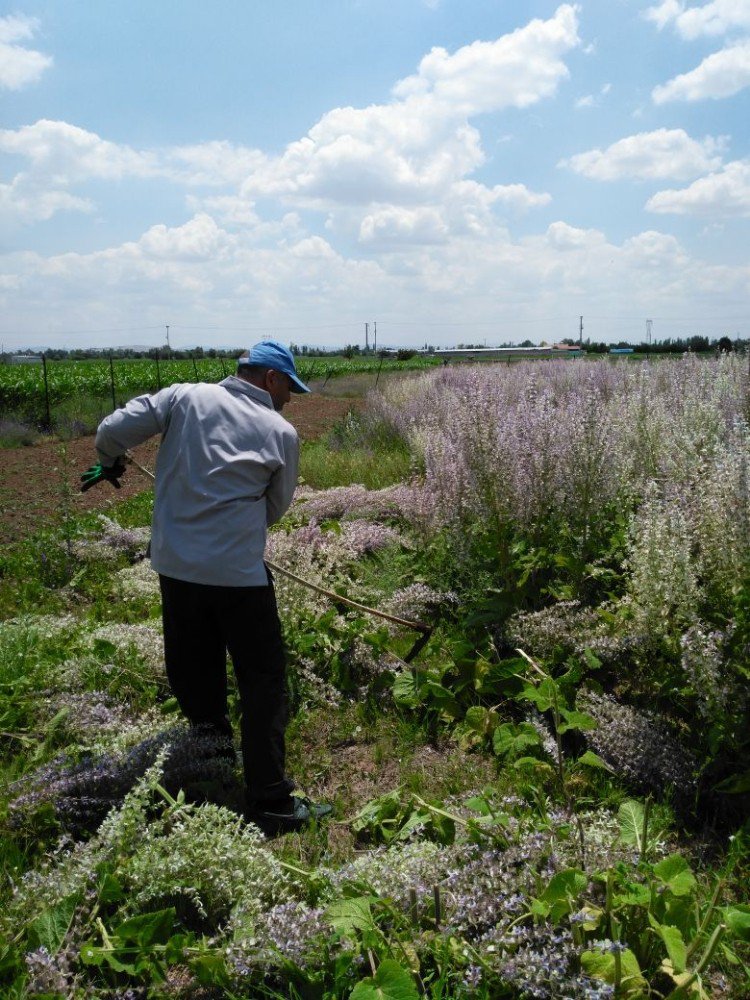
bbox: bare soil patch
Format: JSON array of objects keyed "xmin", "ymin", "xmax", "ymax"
[{"xmin": 0, "ymin": 392, "xmax": 362, "ymax": 545}]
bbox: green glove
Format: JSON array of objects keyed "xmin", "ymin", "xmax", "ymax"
[{"xmin": 80, "ymin": 457, "xmax": 126, "ymax": 492}]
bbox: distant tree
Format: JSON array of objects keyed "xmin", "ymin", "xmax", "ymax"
[
  {"xmin": 688, "ymin": 335, "xmax": 710, "ymax": 352},
  {"xmin": 718, "ymin": 336, "xmax": 733, "ymax": 353}
]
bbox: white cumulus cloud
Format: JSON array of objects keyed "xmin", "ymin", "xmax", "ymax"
[
  {"xmin": 0, "ymin": 176, "xmax": 92, "ymax": 224},
  {"xmin": 391, "ymin": 4, "xmax": 580, "ymax": 113},
  {"xmin": 561, "ymin": 128, "xmax": 726, "ymax": 180},
  {"xmin": 0, "ymin": 10, "xmax": 576, "ymax": 237},
  {"xmin": 0, "ymin": 120, "xmax": 272, "ymax": 224},
  {"xmin": 0, "ymin": 15, "xmax": 52, "ymax": 90},
  {"xmin": 137, "ymin": 214, "xmax": 235, "ymax": 261},
  {"xmin": 645, "ymin": 1, "xmax": 750, "ymax": 39},
  {"xmin": 0, "ymin": 119, "xmax": 159, "ymax": 182},
  {"xmin": 241, "ymin": 4, "xmax": 579, "ymax": 211},
  {"xmin": 546, "ymin": 221, "xmax": 607, "ymax": 250},
  {"xmin": 359, "ymin": 206, "xmax": 450, "ymax": 246},
  {"xmin": 167, "ymin": 141, "xmax": 267, "ymax": 186},
  {"xmin": 647, "ymin": 159, "xmax": 750, "ymax": 215},
  {"xmin": 653, "ymin": 39, "xmax": 750, "ymax": 101}
]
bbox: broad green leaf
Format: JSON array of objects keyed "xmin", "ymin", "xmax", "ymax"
[
  {"xmin": 476, "ymin": 657, "xmax": 526, "ymax": 697},
  {"xmin": 558, "ymin": 708, "xmax": 597, "ymax": 733},
  {"xmin": 582, "ymin": 648, "xmax": 603, "ymax": 670},
  {"xmin": 580, "ymin": 950, "xmax": 613, "ymax": 981},
  {"xmin": 420, "ymin": 680, "xmax": 461, "ymax": 718},
  {"xmin": 80, "ymin": 943, "xmax": 136, "ymax": 973},
  {"xmin": 113, "ymin": 907, "xmax": 175, "ymax": 947},
  {"xmin": 28, "ymin": 894, "xmax": 78, "ymax": 954},
  {"xmin": 492, "ymin": 722, "xmax": 541, "ymax": 759},
  {"xmin": 724, "ymin": 904, "xmax": 750, "ymax": 942},
  {"xmin": 579, "ymin": 905, "xmax": 604, "ymax": 931},
  {"xmin": 79, "ymin": 944, "xmax": 105, "ymax": 968},
  {"xmin": 326, "ymin": 897, "xmax": 377, "ymax": 934},
  {"xmin": 536, "ymin": 869, "xmax": 588, "ymax": 921},
  {"xmin": 614, "ymin": 884, "xmax": 652, "ymax": 907},
  {"xmin": 649, "ymin": 915, "xmax": 687, "ymax": 973},
  {"xmin": 514, "ymin": 756, "xmax": 555, "ymax": 778},
  {"xmin": 392, "ymin": 671, "xmax": 419, "ymax": 708},
  {"xmin": 576, "ymin": 750, "xmax": 614, "ymax": 771},
  {"xmin": 464, "ymin": 795, "xmax": 491, "ymax": 816},
  {"xmin": 653, "ymin": 855, "xmax": 697, "ymax": 897},
  {"xmin": 618, "ymin": 800, "xmax": 647, "ymax": 852},
  {"xmin": 350, "ymin": 959, "xmax": 420, "ymax": 1000},
  {"xmin": 352, "ymin": 789, "xmax": 404, "ymax": 833},
  {"xmin": 519, "ymin": 678, "xmax": 557, "ymax": 712},
  {"xmin": 463, "ymin": 705, "xmax": 498, "ymax": 737},
  {"xmin": 580, "ymin": 948, "xmax": 647, "ymax": 995},
  {"xmin": 100, "ymin": 951, "xmax": 137, "ymax": 975}
]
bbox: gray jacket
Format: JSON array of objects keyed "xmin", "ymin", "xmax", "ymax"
[{"xmin": 95, "ymin": 376, "xmax": 299, "ymax": 586}]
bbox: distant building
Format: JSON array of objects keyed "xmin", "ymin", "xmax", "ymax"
[
  {"xmin": 433, "ymin": 346, "xmax": 584, "ymax": 361},
  {"xmin": 8, "ymin": 354, "xmax": 43, "ymax": 364}
]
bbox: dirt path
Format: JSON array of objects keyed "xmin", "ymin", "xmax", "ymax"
[{"xmin": 0, "ymin": 392, "xmax": 362, "ymax": 545}]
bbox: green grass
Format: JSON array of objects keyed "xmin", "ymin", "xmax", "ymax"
[
  {"xmin": 300, "ymin": 438, "xmax": 413, "ymax": 490},
  {"xmin": 300, "ymin": 409, "xmax": 415, "ymax": 490}
]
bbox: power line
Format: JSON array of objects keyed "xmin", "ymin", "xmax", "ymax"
[{"xmin": 0, "ymin": 325, "xmax": 166, "ymax": 337}]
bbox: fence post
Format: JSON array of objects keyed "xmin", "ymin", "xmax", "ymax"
[
  {"xmin": 155, "ymin": 352, "xmax": 161, "ymax": 390},
  {"xmin": 322, "ymin": 367, "xmax": 332, "ymax": 390},
  {"xmin": 375, "ymin": 355, "xmax": 384, "ymax": 388},
  {"xmin": 41, "ymin": 353, "xmax": 52, "ymax": 431},
  {"xmin": 220, "ymin": 357, "xmax": 226, "ymax": 377},
  {"xmin": 109, "ymin": 353, "xmax": 116, "ymax": 411},
  {"xmin": 192, "ymin": 354, "xmax": 199, "ymax": 381}
]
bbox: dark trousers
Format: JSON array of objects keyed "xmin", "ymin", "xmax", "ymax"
[{"xmin": 159, "ymin": 573, "xmax": 294, "ymax": 805}]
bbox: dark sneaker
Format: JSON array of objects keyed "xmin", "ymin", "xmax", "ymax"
[{"xmin": 244, "ymin": 796, "xmax": 333, "ymax": 836}]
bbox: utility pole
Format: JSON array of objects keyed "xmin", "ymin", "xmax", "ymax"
[
  {"xmin": 374, "ymin": 321, "xmax": 377, "ymax": 352},
  {"xmin": 579, "ymin": 315, "xmax": 583, "ymax": 348},
  {"xmin": 365, "ymin": 322, "xmax": 369, "ymax": 353},
  {"xmin": 166, "ymin": 325, "xmax": 171, "ymax": 355},
  {"xmin": 646, "ymin": 319, "xmax": 653, "ymax": 347}
]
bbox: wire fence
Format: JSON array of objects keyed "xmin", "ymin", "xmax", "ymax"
[{"xmin": 0, "ymin": 352, "xmax": 427, "ymax": 438}]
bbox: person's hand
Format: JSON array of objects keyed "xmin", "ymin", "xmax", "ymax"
[{"xmin": 80, "ymin": 457, "xmax": 127, "ymax": 492}]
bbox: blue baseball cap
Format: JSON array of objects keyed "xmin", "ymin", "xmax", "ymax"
[{"xmin": 238, "ymin": 340, "xmax": 310, "ymax": 393}]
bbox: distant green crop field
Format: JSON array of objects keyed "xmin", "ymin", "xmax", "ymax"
[{"xmin": 0, "ymin": 354, "xmax": 439, "ymax": 411}]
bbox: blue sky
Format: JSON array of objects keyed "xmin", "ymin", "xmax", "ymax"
[{"xmin": 1, "ymin": 1, "xmax": 749, "ymax": 350}]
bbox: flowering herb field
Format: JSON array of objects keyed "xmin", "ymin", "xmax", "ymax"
[{"xmin": 1, "ymin": 354, "xmax": 749, "ymax": 999}]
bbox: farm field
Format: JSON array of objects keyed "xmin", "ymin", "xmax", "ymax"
[
  {"xmin": 1, "ymin": 355, "xmax": 749, "ymax": 998},
  {"xmin": 0, "ymin": 355, "xmax": 439, "ymax": 440},
  {"xmin": 0, "ymin": 388, "xmax": 366, "ymax": 544}
]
